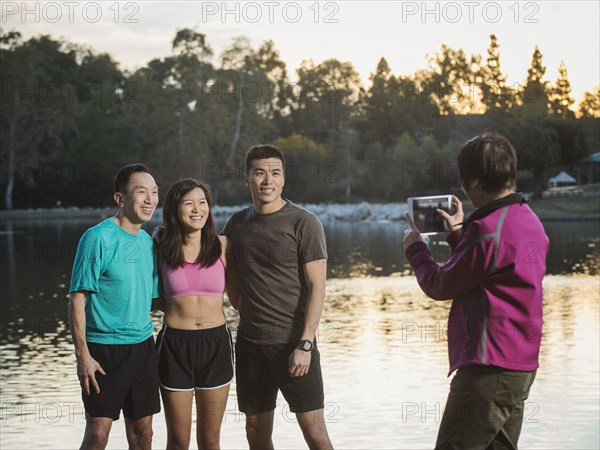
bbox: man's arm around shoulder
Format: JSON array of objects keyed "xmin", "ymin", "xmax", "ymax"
[{"xmin": 222, "ymin": 235, "xmax": 240, "ymax": 310}]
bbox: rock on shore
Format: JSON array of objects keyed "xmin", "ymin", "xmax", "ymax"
[{"xmin": 210, "ymin": 202, "xmax": 409, "ymax": 222}]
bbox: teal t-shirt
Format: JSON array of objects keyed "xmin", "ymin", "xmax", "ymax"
[{"xmin": 69, "ymin": 218, "xmax": 159, "ymax": 345}]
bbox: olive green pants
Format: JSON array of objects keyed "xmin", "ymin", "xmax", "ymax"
[{"xmin": 435, "ymin": 365, "xmax": 537, "ymax": 450}]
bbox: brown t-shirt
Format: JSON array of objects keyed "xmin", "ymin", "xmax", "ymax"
[{"xmin": 222, "ymin": 200, "xmax": 327, "ymax": 344}]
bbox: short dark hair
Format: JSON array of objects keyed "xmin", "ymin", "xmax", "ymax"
[
  {"xmin": 457, "ymin": 131, "xmax": 517, "ymax": 193},
  {"xmin": 114, "ymin": 163, "xmax": 151, "ymax": 194},
  {"xmin": 245, "ymin": 144, "xmax": 285, "ymax": 174}
]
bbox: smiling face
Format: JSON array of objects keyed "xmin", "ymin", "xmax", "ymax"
[
  {"xmin": 115, "ymin": 171, "xmax": 159, "ymax": 226},
  {"xmin": 244, "ymin": 157, "xmax": 286, "ymax": 214},
  {"xmin": 177, "ymin": 187, "xmax": 209, "ymax": 233}
]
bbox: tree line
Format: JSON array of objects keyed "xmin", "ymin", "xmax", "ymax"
[{"xmin": 1, "ymin": 30, "xmax": 599, "ymax": 209}]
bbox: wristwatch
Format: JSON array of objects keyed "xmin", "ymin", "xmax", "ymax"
[{"xmin": 298, "ymin": 339, "xmax": 313, "ymax": 352}]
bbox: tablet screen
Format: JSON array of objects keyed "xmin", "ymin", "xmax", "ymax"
[{"xmin": 408, "ymin": 195, "xmax": 452, "ymax": 235}]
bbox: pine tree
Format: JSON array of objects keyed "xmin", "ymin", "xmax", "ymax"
[
  {"xmin": 359, "ymin": 57, "xmax": 400, "ymax": 149},
  {"xmin": 520, "ymin": 46, "xmax": 549, "ymax": 115},
  {"xmin": 550, "ymin": 61, "xmax": 575, "ymax": 117},
  {"xmin": 578, "ymin": 87, "xmax": 600, "ymax": 118},
  {"xmin": 479, "ymin": 34, "xmax": 513, "ymax": 112}
]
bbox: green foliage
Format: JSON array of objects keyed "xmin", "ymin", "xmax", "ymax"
[
  {"xmin": 0, "ymin": 30, "xmax": 592, "ymax": 208},
  {"xmin": 290, "ymin": 58, "xmax": 362, "ymax": 145},
  {"xmin": 548, "ymin": 116, "xmax": 588, "ymax": 165},
  {"xmin": 172, "ymin": 28, "xmax": 213, "ymax": 59},
  {"xmin": 1, "ymin": 33, "xmax": 89, "ymax": 207},
  {"xmin": 519, "ymin": 46, "xmax": 550, "ymax": 115},
  {"xmin": 357, "ymin": 58, "xmax": 440, "ymax": 150},
  {"xmin": 275, "ymin": 133, "xmax": 326, "ymax": 157},
  {"xmin": 358, "ymin": 57, "xmax": 399, "ymax": 150},
  {"xmin": 392, "ymin": 133, "xmax": 422, "ymax": 198},
  {"xmin": 506, "ymin": 116, "xmax": 560, "ymax": 195},
  {"xmin": 274, "ymin": 134, "xmax": 339, "ymax": 202}
]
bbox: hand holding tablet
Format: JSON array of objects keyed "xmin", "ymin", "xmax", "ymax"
[
  {"xmin": 407, "ymin": 195, "xmax": 453, "ymax": 235},
  {"xmin": 406, "ymin": 195, "xmax": 464, "ymax": 235}
]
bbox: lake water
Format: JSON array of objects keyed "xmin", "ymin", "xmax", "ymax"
[{"xmin": 1, "ymin": 216, "xmax": 598, "ymax": 449}]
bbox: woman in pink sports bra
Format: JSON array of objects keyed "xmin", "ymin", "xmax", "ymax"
[{"xmin": 154, "ymin": 178, "xmax": 236, "ymax": 450}]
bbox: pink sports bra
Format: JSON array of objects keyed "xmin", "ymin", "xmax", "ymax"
[{"xmin": 161, "ymin": 258, "xmax": 225, "ymax": 299}]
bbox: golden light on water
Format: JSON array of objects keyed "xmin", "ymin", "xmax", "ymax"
[{"xmin": 1, "ymin": 274, "xmax": 598, "ymax": 448}]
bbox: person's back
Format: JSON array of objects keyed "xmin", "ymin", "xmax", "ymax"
[
  {"xmin": 403, "ymin": 131, "xmax": 548, "ymax": 450},
  {"xmin": 410, "ymin": 194, "xmax": 549, "ymax": 374}
]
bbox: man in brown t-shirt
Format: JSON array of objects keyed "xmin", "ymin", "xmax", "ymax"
[{"xmin": 222, "ymin": 144, "xmax": 333, "ymax": 449}]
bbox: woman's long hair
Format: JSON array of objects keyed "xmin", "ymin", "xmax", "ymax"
[{"xmin": 159, "ymin": 178, "xmax": 222, "ymax": 268}]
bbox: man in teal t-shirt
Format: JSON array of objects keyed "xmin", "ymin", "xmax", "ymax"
[{"xmin": 69, "ymin": 163, "xmax": 160, "ymax": 450}]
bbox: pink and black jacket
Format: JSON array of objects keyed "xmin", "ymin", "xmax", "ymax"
[{"xmin": 405, "ymin": 193, "xmax": 549, "ymax": 375}]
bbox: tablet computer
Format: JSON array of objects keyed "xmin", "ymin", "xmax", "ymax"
[{"xmin": 407, "ymin": 195, "xmax": 452, "ymax": 235}]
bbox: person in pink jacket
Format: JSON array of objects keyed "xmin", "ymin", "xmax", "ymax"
[{"xmin": 404, "ymin": 130, "xmax": 549, "ymax": 450}]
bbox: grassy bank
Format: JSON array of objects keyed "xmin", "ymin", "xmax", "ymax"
[
  {"xmin": 527, "ymin": 195, "xmax": 600, "ymax": 220},
  {"xmin": 446, "ymin": 195, "xmax": 599, "ymax": 221}
]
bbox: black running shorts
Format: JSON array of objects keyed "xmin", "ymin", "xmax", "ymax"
[
  {"xmin": 235, "ymin": 335, "xmax": 324, "ymax": 414},
  {"xmin": 83, "ymin": 336, "xmax": 160, "ymax": 420},
  {"xmin": 156, "ymin": 324, "xmax": 234, "ymax": 391}
]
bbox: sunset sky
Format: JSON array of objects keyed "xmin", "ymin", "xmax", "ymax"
[{"xmin": 2, "ymin": 1, "xmax": 599, "ymax": 106}]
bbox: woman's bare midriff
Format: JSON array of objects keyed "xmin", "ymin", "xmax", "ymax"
[{"xmin": 164, "ymin": 295, "xmax": 226, "ymax": 330}]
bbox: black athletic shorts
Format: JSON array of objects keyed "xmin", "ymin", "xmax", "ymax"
[
  {"xmin": 235, "ymin": 335, "xmax": 324, "ymax": 414},
  {"xmin": 156, "ymin": 324, "xmax": 234, "ymax": 391},
  {"xmin": 83, "ymin": 336, "xmax": 160, "ymax": 421}
]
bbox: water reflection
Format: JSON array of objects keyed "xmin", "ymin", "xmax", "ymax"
[
  {"xmin": 1, "ymin": 275, "xmax": 598, "ymax": 449},
  {"xmin": 0, "ymin": 217, "xmax": 598, "ymax": 287},
  {"xmin": 0, "ymin": 217, "xmax": 599, "ymax": 448},
  {"xmin": 324, "ymin": 220, "xmax": 599, "ymax": 278}
]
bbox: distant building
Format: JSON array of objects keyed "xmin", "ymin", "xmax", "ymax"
[
  {"xmin": 576, "ymin": 152, "xmax": 600, "ymax": 185},
  {"xmin": 548, "ymin": 171, "xmax": 577, "ymax": 188},
  {"xmin": 543, "ymin": 170, "xmax": 581, "ymax": 198}
]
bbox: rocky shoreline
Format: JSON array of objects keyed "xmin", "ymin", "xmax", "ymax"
[
  {"xmin": 1, "ymin": 200, "xmax": 598, "ymax": 222},
  {"xmin": 0, "ymin": 203, "xmax": 408, "ymax": 222}
]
